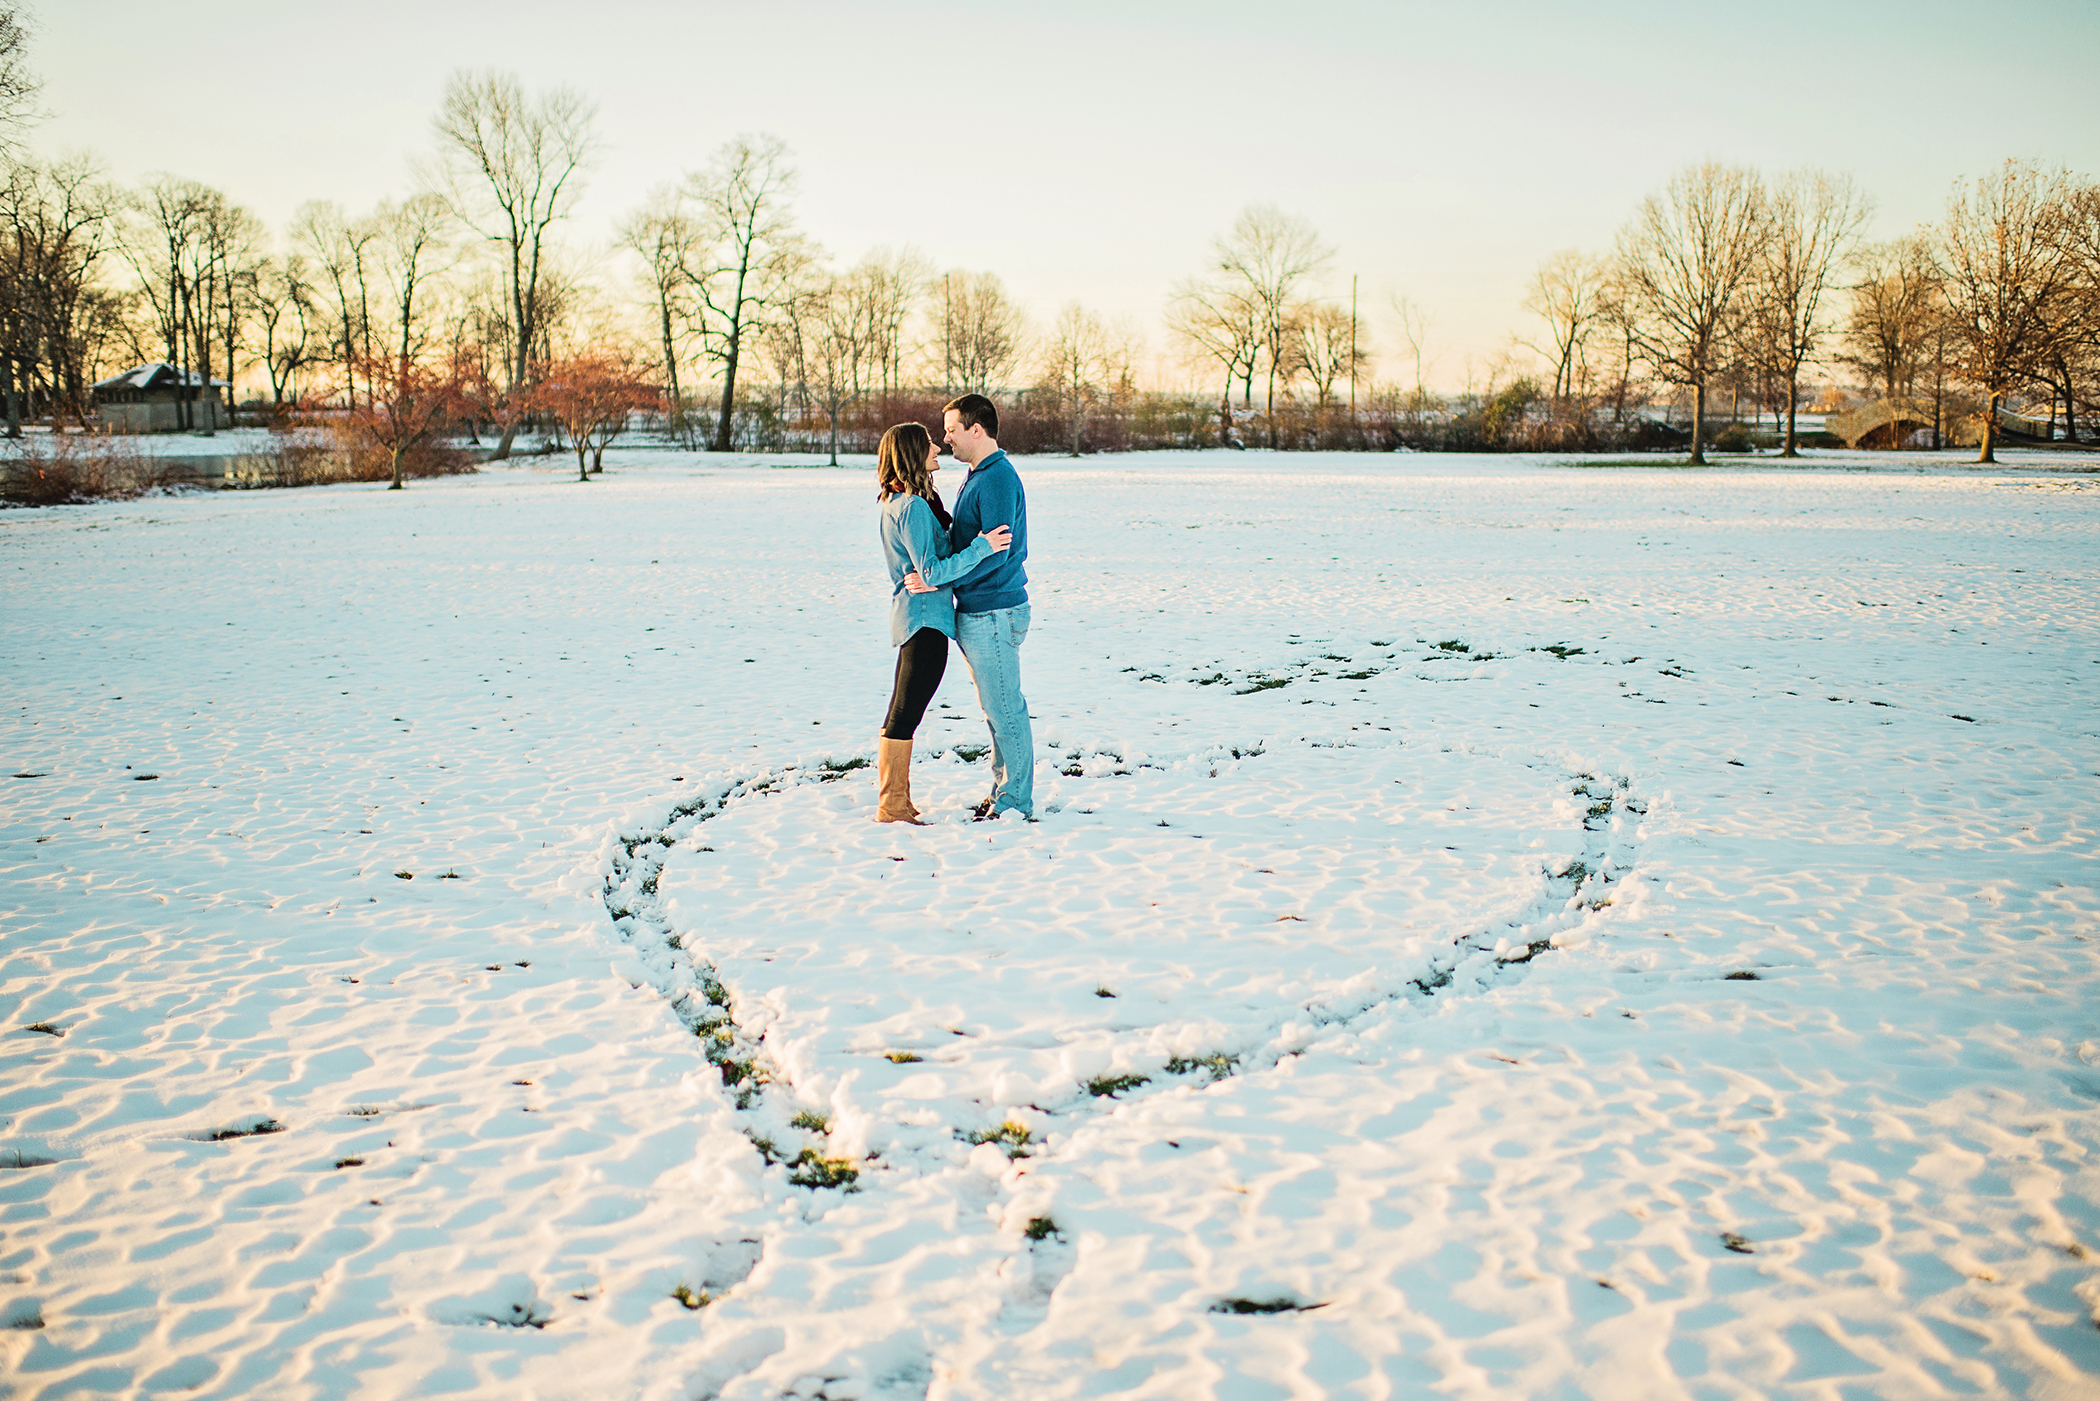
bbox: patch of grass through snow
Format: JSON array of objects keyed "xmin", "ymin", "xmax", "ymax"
[
  {"xmin": 964, "ymin": 1121, "xmax": 1034, "ymax": 1158},
  {"xmin": 195, "ymin": 1119, "xmax": 286, "ymax": 1142},
  {"xmin": 1165, "ymin": 1053, "xmax": 1238, "ymax": 1082},
  {"xmin": 786, "ymin": 1149, "xmax": 860, "ymax": 1190}
]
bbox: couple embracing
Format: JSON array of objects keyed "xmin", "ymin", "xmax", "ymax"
[{"xmin": 872, "ymin": 394, "xmax": 1033, "ymax": 825}]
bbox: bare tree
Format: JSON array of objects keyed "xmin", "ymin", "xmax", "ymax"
[
  {"xmin": 1591, "ymin": 272, "xmax": 1645, "ymax": 424},
  {"xmin": 616, "ymin": 188, "xmax": 701, "ymax": 443},
  {"xmin": 684, "ymin": 134, "xmax": 801, "ymax": 452},
  {"xmin": 373, "ymin": 197, "xmax": 452, "ymax": 364},
  {"xmin": 854, "ymin": 245, "xmax": 929, "ymax": 396},
  {"xmin": 122, "ymin": 176, "xmax": 206, "ymax": 427},
  {"xmin": 0, "ymin": 155, "xmax": 119, "ymax": 432},
  {"xmin": 1282, "ymin": 301, "xmax": 1368, "ymax": 409},
  {"xmin": 1936, "ymin": 160, "xmax": 2079, "ymax": 463},
  {"xmin": 190, "ymin": 194, "xmax": 264, "ymax": 432},
  {"xmin": 122, "ymin": 177, "xmax": 259, "ymax": 434},
  {"xmin": 176, "ymin": 188, "xmax": 234, "ymax": 435},
  {"xmin": 1521, "ymin": 250, "xmax": 1608, "ymax": 403},
  {"xmin": 353, "ymin": 195, "xmax": 456, "ymax": 488},
  {"xmin": 1388, "ymin": 292, "xmax": 1436, "ymax": 414},
  {"xmin": 216, "ymin": 215, "xmax": 267, "ymax": 425},
  {"xmin": 441, "ymin": 283, "xmax": 512, "ymax": 446},
  {"xmin": 1743, "ymin": 170, "xmax": 1869, "ymax": 455},
  {"xmin": 292, "ymin": 200, "xmax": 379, "ymax": 410},
  {"xmin": 1613, "ymin": 162, "xmax": 1769, "ymax": 464},
  {"xmin": 1037, "ymin": 301, "xmax": 1110, "ymax": 457},
  {"xmin": 0, "ymin": 4, "xmax": 38, "ymax": 156},
  {"xmin": 1840, "ymin": 235, "xmax": 1941, "ymax": 405},
  {"xmin": 755, "ymin": 262, "xmax": 815, "ymax": 449},
  {"xmin": 434, "ymin": 69, "xmax": 597, "ymax": 461},
  {"xmin": 938, "ymin": 269, "xmax": 1026, "ymax": 396},
  {"xmin": 2034, "ymin": 181, "xmax": 2100, "ymax": 442},
  {"xmin": 808, "ymin": 271, "xmax": 874, "ymax": 465},
  {"xmin": 1213, "ymin": 204, "xmax": 1332, "ymax": 447},
  {"xmin": 252, "ymin": 253, "xmax": 316, "ymax": 409},
  {"xmin": 1165, "ymin": 275, "xmax": 1261, "ymax": 441}
]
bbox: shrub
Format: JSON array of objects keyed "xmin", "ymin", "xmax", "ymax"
[
  {"xmin": 228, "ymin": 418, "xmax": 476, "ymax": 489},
  {"xmin": 1, "ymin": 432, "xmax": 169, "ymax": 505}
]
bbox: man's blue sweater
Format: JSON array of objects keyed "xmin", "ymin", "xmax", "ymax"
[{"xmin": 948, "ymin": 448, "xmax": 1028, "ymax": 614}]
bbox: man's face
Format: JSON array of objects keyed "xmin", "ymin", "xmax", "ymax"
[{"xmin": 944, "ymin": 410, "xmax": 981, "ymax": 464}]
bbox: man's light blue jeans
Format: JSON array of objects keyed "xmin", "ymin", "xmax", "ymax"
[{"xmin": 955, "ymin": 602, "xmax": 1033, "ymax": 817}]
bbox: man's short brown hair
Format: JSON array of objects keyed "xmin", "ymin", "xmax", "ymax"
[{"xmin": 943, "ymin": 393, "xmax": 998, "ymax": 438}]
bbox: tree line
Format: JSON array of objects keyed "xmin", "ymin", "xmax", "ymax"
[
  {"xmin": 1509, "ymin": 160, "xmax": 2100, "ymax": 463},
  {"xmin": 1, "ymin": 23, "xmax": 2094, "ymax": 472}
]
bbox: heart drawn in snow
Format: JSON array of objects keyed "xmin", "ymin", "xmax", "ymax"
[{"xmin": 606, "ymin": 740, "xmax": 1640, "ymax": 1187}]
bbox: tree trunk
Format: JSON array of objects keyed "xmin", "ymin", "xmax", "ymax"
[
  {"xmin": 195, "ymin": 313, "xmax": 216, "ymax": 438},
  {"xmin": 660, "ymin": 302, "xmax": 682, "ymax": 443},
  {"xmin": 713, "ymin": 335, "xmax": 741, "ymax": 452},
  {"xmin": 2, "ymin": 355, "xmax": 20, "ymax": 439},
  {"xmin": 826, "ymin": 404, "xmax": 839, "ymax": 466},
  {"xmin": 1688, "ymin": 381, "xmax": 1707, "ymax": 465},
  {"xmin": 1781, "ymin": 368, "xmax": 1800, "ymax": 457},
  {"xmin": 576, "ymin": 439, "xmax": 589, "ymax": 481},
  {"xmin": 1264, "ymin": 356, "xmax": 1278, "ymax": 450},
  {"xmin": 713, "ymin": 258, "xmax": 752, "ymax": 453},
  {"xmin": 1977, "ymin": 394, "xmax": 1998, "ymax": 464},
  {"xmin": 389, "ymin": 444, "xmax": 404, "ymax": 490},
  {"xmin": 176, "ymin": 278, "xmax": 193, "ymax": 432}
]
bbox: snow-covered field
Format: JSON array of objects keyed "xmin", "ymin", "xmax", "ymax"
[{"xmin": 3, "ymin": 448, "xmax": 2097, "ymax": 1400}]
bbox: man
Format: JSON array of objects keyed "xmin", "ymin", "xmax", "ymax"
[{"xmin": 908, "ymin": 393, "xmax": 1033, "ymax": 819}]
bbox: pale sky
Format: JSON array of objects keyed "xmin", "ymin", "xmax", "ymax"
[{"xmin": 31, "ymin": 0, "xmax": 2100, "ymax": 390}]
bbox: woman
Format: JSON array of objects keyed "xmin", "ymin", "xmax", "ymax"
[{"xmin": 875, "ymin": 422, "xmax": 1012, "ymax": 823}]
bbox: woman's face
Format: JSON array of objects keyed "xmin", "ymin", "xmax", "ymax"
[{"xmin": 924, "ymin": 440, "xmax": 941, "ymax": 474}]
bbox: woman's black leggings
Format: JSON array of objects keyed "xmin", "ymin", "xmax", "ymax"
[{"xmin": 882, "ymin": 627, "xmax": 948, "ymax": 740}]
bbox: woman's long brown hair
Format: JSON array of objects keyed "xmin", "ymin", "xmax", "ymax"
[{"xmin": 876, "ymin": 423, "xmax": 951, "ymax": 528}]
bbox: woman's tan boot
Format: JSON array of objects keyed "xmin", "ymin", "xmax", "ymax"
[{"xmin": 876, "ymin": 738, "xmax": 923, "ymax": 823}]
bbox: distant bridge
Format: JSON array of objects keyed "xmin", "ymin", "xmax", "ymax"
[{"xmin": 1825, "ymin": 397, "xmax": 2055, "ymax": 449}]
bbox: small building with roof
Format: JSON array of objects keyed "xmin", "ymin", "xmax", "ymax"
[{"xmin": 90, "ymin": 363, "xmax": 229, "ymax": 434}]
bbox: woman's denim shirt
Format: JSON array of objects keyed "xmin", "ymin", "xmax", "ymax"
[{"xmin": 880, "ymin": 492, "xmax": 993, "ymax": 645}]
